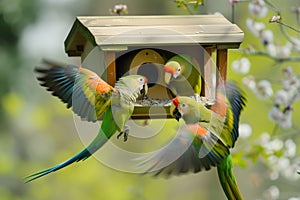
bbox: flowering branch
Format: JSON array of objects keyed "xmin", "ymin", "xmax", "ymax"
[{"xmin": 240, "ymin": 48, "xmax": 300, "ymax": 63}]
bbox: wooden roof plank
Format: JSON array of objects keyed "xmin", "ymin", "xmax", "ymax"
[{"xmin": 65, "ymin": 15, "xmax": 244, "ymax": 56}]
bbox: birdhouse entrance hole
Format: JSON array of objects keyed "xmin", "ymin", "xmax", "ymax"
[{"xmin": 137, "ymin": 63, "xmax": 159, "ymax": 88}]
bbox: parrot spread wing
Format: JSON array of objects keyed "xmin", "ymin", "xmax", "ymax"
[
  {"xmin": 224, "ymin": 82, "xmax": 247, "ymax": 144},
  {"xmin": 209, "ymin": 82, "xmax": 246, "ymax": 147},
  {"xmin": 35, "ymin": 60, "xmax": 115, "ymax": 122},
  {"xmin": 138, "ymin": 124, "xmax": 229, "ymax": 177}
]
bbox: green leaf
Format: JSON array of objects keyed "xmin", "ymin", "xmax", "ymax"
[{"xmin": 232, "ymin": 151, "xmax": 248, "ymax": 168}]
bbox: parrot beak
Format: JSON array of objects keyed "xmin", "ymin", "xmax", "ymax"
[
  {"xmin": 173, "ymin": 107, "xmax": 181, "ymax": 121},
  {"xmin": 170, "ymin": 100, "xmax": 181, "ymax": 121},
  {"xmin": 164, "ymin": 65, "xmax": 174, "ymax": 84},
  {"xmin": 140, "ymin": 83, "xmax": 148, "ymax": 98},
  {"xmin": 171, "ymin": 106, "xmax": 181, "ymax": 121}
]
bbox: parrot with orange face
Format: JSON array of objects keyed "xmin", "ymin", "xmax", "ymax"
[
  {"xmin": 140, "ymin": 82, "xmax": 246, "ymax": 200},
  {"xmin": 164, "ymin": 54, "xmax": 202, "ymax": 98},
  {"xmin": 25, "ymin": 60, "xmax": 148, "ymax": 182}
]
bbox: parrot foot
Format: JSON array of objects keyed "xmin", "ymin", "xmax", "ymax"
[{"xmin": 117, "ymin": 125, "xmax": 130, "ymax": 142}]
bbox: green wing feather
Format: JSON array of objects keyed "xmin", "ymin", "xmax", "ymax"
[
  {"xmin": 225, "ymin": 82, "xmax": 247, "ymax": 145},
  {"xmin": 26, "ymin": 61, "xmax": 147, "ymax": 183},
  {"xmin": 35, "ymin": 59, "xmax": 114, "ymax": 122},
  {"xmin": 139, "ymin": 82, "xmax": 246, "ymax": 199},
  {"xmin": 138, "ymin": 123, "xmax": 230, "ymax": 177}
]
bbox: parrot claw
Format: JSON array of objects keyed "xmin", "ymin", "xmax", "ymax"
[{"xmin": 117, "ymin": 125, "xmax": 130, "ymax": 142}]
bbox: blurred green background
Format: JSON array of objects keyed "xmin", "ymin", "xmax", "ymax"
[{"xmin": 1, "ymin": 0, "xmax": 300, "ymax": 199}]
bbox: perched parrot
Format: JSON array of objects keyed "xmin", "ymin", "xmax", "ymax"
[
  {"xmin": 25, "ymin": 60, "xmax": 148, "ymax": 183},
  {"xmin": 140, "ymin": 82, "xmax": 246, "ymax": 200},
  {"xmin": 163, "ymin": 54, "xmax": 202, "ymax": 98}
]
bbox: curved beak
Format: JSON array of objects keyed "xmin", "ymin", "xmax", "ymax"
[
  {"xmin": 140, "ymin": 82, "xmax": 148, "ymax": 98},
  {"xmin": 170, "ymin": 103, "xmax": 181, "ymax": 121}
]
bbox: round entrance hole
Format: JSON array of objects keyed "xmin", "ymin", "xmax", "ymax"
[{"xmin": 137, "ymin": 63, "xmax": 159, "ymax": 87}]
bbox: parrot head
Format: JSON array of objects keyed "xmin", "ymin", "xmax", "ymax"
[
  {"xmin": 116, "ymin": 75, "xmax": 148, "ymax": 98},
  {"xmin": 164, "ymin": 61, "xmax": 182, "ymax": 84},
  {"xmin": 170, "ymin": 96, "xmax": 200, "ymax": 124}
]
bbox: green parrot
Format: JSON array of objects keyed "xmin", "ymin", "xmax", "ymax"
[
  {"xmin": 25, "ymin": 60, "xmax": 148, "ymax": 183},
  {"xmin": 164, "ymin": 54, "xmax": 202, "ymax": 98},
  {"xmin": 140, "ymin": 82, "xmax": 246, "ymax": 200}
]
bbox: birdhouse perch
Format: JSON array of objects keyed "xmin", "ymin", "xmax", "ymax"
[{"xmin": 64, "ymin": 15, "xmax": 244, "ymax": 119}]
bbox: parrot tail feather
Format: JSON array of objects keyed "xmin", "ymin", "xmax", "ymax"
[
  {"xmin": 217, "ymin": 155, "xmax": 243, "ymax": 200},
  {"xmin": 25, "ymin": 128, "xmax": 110, "ymax": 183},
  {"xmin": 25, "ymin": 148, "xmax": 92, "ymax": 183}
]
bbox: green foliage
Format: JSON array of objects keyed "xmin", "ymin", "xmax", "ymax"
[{"xmin": 175, "ymin": 0, "xmax": 204, "ymax": 12}]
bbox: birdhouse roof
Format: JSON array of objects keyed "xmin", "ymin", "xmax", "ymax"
[{"xmin": 65, "ymin": 15, "xmax": 244, "ymax": 56}]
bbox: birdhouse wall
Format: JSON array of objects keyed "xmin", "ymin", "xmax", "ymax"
[{"xmin": 80, "ymin": 45, "xmax": 108, "ymax": 81}]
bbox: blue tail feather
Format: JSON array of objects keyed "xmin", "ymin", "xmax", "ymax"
[
  {"xmin": 25, "ymin": 126, "xmax": 111, "ymax": 183},
  {"xmin": 25, "ymin": 148, "xmax": 92, "ymax": 183}
]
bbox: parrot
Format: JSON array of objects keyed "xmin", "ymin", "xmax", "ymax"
[
  {"xmin": 163, "ymin": 54, "xmax": 202, "ymax": 99},
  {"xmin": 25, "ymin": 60, "xmax": 148, "ymax": 183},
  {"xmin": 139, "ymin": 82, "xmax": 246, "ymax": 200}
]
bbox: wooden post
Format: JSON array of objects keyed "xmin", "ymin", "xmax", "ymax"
[
  {"xmin": 216, "ymin": 49, "xmax": 228, "ymax": 88},
  {"xmin": 202, "ymin": 47, "xmax": 215, "ymax": 101},
  {"xmin": 106, "ymin": 51, "xmax": 116, "ymax": 86}
]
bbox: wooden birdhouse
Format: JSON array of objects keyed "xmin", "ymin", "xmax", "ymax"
[{"xmin": 64, "ymin": 15, "xmax": 244, "ymax": 119}]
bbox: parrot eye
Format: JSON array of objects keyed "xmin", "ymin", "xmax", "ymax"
[
  {"xmin": 181, "ymin": 103, "xmax": 187, "ymax": 108},
  {"xmin": 177, "ymin": 67, "xmax": 181, "ymax": 72},
  {"xmin": 138, "ymin": 77, "xmax": 144, "ymax": 83}
]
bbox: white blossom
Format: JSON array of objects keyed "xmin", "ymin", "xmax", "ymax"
[
  {"xmin": 246, "ymin": 18, "xmax": 265, "ymax": 37},
  {"xmin": 282, "ymin": 67, "xmax": 300, "ymax": 92},
  {"xmin": 265, "ymin": 138, "xmax": 284, "ymax": 153},
  {"xmin": 284, "ymin": 139, "xmax": 297, "ymax": 158},
  {"xmin": 269, "ymin": 15, "xmax": 281, "ymax": 23},
  {"xmin": 228, "ymin": 0, "xmax": 240, "ymax": 4},
  {"xmin": 269, "ymin": 170, "xmax": 279, "ymax": 180},
  {"xmin": 263, "ymin": 185, "xmax": 280, "ymax": 200},
  {"xmin": 277, "ymin": 43, "xmax": 292, "ymax": 58},
  {"xmin": 290, "ymin": 37, "xmax": 300, "ymax": 51},
  {"xmin": 274, "ymin": 90, "xmax": 289, "ymax": 106},
  {"xmin": 289, "ymin": 197, "xmax": 300, "ymax": 200},
  {"xmin": 282, "ymin": 66, "xmax": 295, "ymax": 80},
  {"xmin": 239, "ymin": 123, "xmax": 252, "ymax": 139},
  {"xmin": 114, "ymin": 4, "xmax": 127, "ymax": 11},
  {"xmin": 269, "ymin": 106, "xmax": 293, "ymax": 129},
  {"xmin": 110, "ymin": 4, "xmax": 128, "ymax": 15},
  {"xmin": 277, "ymin": 157, "xmax": 290, "ymax": 170},
  {"xmin": 260, "ymin": 30, "xmax": 274, "ymax": 45},
  {"xmin": 283, "ymin": 162, "xmax": 300, "ymax": 180},
  {"xmin": 280, "ymin": 108, "xmax": 293, "ymax": 129},
  {"xmin": 259, "ymin": 132, "xmax": 271, "ymax": 145},
  {"xmin": 231, "ymin": 57, "xmax": 251, "ymax": 74},
  {"xmin": 257, "ymin": 80, "xmax": 273, "ymax": 99},
  {"xmin": 248, "ymin": 0, "xmax": 268, "ymax": 18},
  {"xmin": 266, "ymin": 43, "xmax": 277, "ymax": 57},
  {"xmin": 269, "ymin": 106, "xmax": 284, "ymax": 122},
  {"xmin": 242, "ymin": 75, "xmax": 256, "ymax": 91},
  {"xmin": 267, "ymin": 155, "xmax": 278, "ymax": 164}
]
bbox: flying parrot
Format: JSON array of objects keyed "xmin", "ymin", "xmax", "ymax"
[
  {"xmin": 25, "ymin": 60, "xmax": 148, "ymax": 183},
  {"xmin": 139, "ymin": 82, "xmax": 246, "ymax": 200},
  {"xmin": 163, "ymin": 54, "xmax": 202, "ymax": 98}
]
